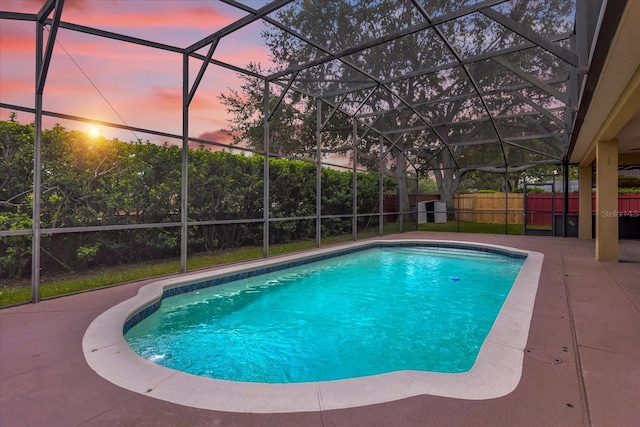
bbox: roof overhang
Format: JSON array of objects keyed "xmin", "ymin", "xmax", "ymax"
[{"xmin": 569, "ymin": 0, "xmax": 640, "ymax": 166}]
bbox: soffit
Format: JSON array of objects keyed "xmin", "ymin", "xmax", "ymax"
[{"xmin": 570, "ymin": 1, "xmax": 640, "ymax": 165}]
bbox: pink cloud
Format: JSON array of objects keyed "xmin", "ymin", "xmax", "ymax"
[
  {"xmin": 145, "ymin": 87, "xmax": 221, "ymax": 114},
  {"xmin": 60, "ymin": 3, "xmax": 232, "ymax": 32},
  {"xmin": 197, "ymin": 130, "xmax": 234, "ymax": 144},
  {"xmin": 1, "ymin": 1, "xmax": 252, "ymax": 64},
  {"xmin": 0, "ymin": 1, "xmax": 268, "ymax": 142},
  {"xmin": 213, "ymin": 45, "xmax": 272, "ymax": 68},
  {"xmin": 49, "ymin": 32, "xmax": 180, "ymax": 65},
  {"xmin": 2, "ymin": 0, "xmax": 268, "ymax": 48},
  {"xmin": 1, "ymin": 0, "xmax": 234, "ymax": 30},
  {"xmin": 0, "ymin": 79, "xmax": 32, "ymax": 94},
  {"xmin": 1, "ymin": 2, "xmax": 267, "ymax": 84},
  {"xmin": 0, "ymin": 27, "xmax": 35, "ymax": 53},
  {"xmin": 147, "ymin": 87, "xmax": 182, "ymax": 112},
  {"xmin": 187, "ymin": 129, "xmax": 243, "ymax": 152},
  {"xmin": 0, "ymin": 0, "xmax": 46, "ymax": 13}
]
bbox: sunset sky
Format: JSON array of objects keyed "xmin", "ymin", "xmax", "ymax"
[{"xmin": 0, "ymin": 0, "xmax": 276, "ymax": 146}]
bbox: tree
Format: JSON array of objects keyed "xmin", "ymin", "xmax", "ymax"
[
  {"xmin": 413, "ymin": 0, "xmax": 574, "ymax": 208},
  {"xmin": 0, "ymin": 116, "xmax": 34, "ymax": 278},
  {"xmin": 407, "ymin": 172, "xmax": 438, "ymax": 194},
  {"xmin": 220, "ymin": 0, "xmax": 574, "ymax": 213},
  {"xmin": 1, "ymin": 118, "xmax": 391, "ymax": 279},
  {"xmin": 188, "ymin": 150, "xmax": 264, "ymax": 249},
  {"xmin": 219, "ymin": 63, "xmax": 351, "ymax": 159}
]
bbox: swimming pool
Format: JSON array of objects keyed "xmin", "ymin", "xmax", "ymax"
[
  {"xmin": 124, "ymin": 246, "xmax": 525, "ymax": 383},
  {"xmin": 83, "ymin": 239, "xmax": 543, "ymax": 413}
]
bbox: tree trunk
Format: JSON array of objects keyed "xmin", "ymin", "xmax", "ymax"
[
  {"xmin": 433, "ymin": 166, "xmax": 463, "ymax": 219},
  {"xmin": 392, "ymin": 149, "xmax": 410, "ymax": 220}
]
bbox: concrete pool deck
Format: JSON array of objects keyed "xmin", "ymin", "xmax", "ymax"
[{"xmin": 1, "ymin": 232, "xmax": 639, "ymax": 426}]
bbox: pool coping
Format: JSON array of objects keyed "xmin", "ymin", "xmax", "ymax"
[{"xmin": 82, "ymin": 239, "xmax": 543, "ymax": 413}]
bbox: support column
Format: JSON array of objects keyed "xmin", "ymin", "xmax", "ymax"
[
  {"xmin": 32, "ymin": 0, "xmax": 65, "ymax": 303},
  {"xmin": 33, "ymin": 25, "xmax": 43, "ymax": 303},
  {"xmin": 378, "ymin": 137, "xmax": 384, "ymax": 236},
  {"xmin": 595, "ymin": 139, "xmax": 618, "ymax": 261},
  {"xmin": 263, "ymin": 80, "xmax": 270, "ymax": 258},
  {"xmin": 180, "ymin": 53, "xmax": 189, "ymax": 273},
  {"xmin": 352, "ymin": 118, "xmax": 358, "ymax": 241},
  {"xmin": 504, "ymin": 167, "xmax": 509, "ymax": 235},
  {"xmin": 316, "ymin": 100, "xmax": 322, "ymax": 247},
  {"xmin": 578, "ymin": 163, "xmax": 592, "ymax": 239},
  {"xmin": 562, "ymin": 161, "xmax": 569, "ymax": 237}
]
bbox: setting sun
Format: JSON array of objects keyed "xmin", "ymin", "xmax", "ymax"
[{"xmin": 88, "ymin": 124, "xmax": 101, "ymax": 138}]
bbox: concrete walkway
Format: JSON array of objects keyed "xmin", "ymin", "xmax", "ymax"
[{"xmin": 1, "ymin": 233, "xmax": 638, "ymax": 427}]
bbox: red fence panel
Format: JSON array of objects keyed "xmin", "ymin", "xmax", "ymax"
[
  {"xmin": 383, "ymin": 194, "xmax": 441, "ymax": 222},
  {"xmin": 525, "ymin": 193, "xmax": 640, "ymax": 226},
  {"xmin": 618, "ymin": 193, "xmax": 640, "ymax": 216},
  {"xmin": 525, "ymin": 194, "xmax": 554, "ymax": 226},
  {"xmin": 383, "ymin": 194, "xmax": 398, "ymax": 222}
]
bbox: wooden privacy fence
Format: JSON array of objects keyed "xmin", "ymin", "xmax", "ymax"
[
  {"xmin": 456, "ymin": 193, "xmax": 640, "ymax": 226},
  {"xmin": 385, "ymin": 193, "xmax": 639, "ymax": 226},
  {"xmin": 455, "ymin": 193, "xmax": 524, "ymax": 225}
]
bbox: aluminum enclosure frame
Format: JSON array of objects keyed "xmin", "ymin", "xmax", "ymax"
[{"xmin": 0, "ymin": 0, "xmax": 600, "ymax": 302}]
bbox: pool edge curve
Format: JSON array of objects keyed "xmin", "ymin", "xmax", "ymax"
[{"xmin": 82, "ymin": 238, "xmax": 543, "ymax": 413}]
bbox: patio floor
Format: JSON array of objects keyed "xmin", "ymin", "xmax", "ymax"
[{"xmin": 1, "ymin": 232, "xmax": 639, "ymax": 427}]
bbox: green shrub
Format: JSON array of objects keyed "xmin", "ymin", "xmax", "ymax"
[
  {"xmin": 618, "ymin": 187, "xmax": 640, "ymax": 194},
  {"xmin": 524, "ymin": 187, "xmax": 548, "ymax": 194},
  {"xmin": 619, "ymin": 175, "xmax": 640, "ymax": 188}
]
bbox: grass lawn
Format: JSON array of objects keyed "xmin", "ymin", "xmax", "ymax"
[
  {"xmin": 0, "ymin": 239, "xmax": 349, "ymax": 306},
  {"xmin": 417, "ymin": 220, "xmax": 524, "ymax": 235},
  {"xmin": 0, "ymin": 221, "xmax": 524, "ymax": 307}
]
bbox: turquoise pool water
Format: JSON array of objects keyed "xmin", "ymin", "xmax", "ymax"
[{"xmin": 125, "ymin": 246, "xmax": 525, "ymax": 383}]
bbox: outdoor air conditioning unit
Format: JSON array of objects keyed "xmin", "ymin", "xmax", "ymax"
[{"xmin": 418, "ymin": 201, "xmax": 447, "ymax": 224}]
